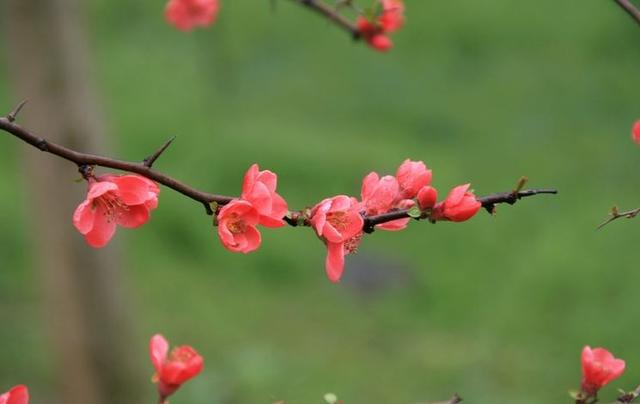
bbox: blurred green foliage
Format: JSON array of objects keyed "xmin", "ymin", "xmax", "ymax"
[{"xmin": 1, "ymin": 1, "xmax": 640, "ymax": 402}]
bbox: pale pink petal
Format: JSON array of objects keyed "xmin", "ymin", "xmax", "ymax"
[
  {"xmin": 87, "ymin": 181, "xmax": 117, "ymax": 200},
  {"xmin": 0, "ymin": 392, "xmax": 8, "ymax": 404},
  {"xmin": 241, "ymin": 164, "xmax": 259, "ymax": 197},
  {"xmin": 269, "ymin": 193, "xmax": 289, "ymax": 219},
  {"xmin": 112, "ymin": 175, "xmax": 157, "ymax": 205},
  {"xmin": 255, "ymin": 170, "xmax": 277, "ymax": 193},
  {"xmin": 377, "ymin": 218, "xmax": 410, "ymax": 231},
  {"xmin": 246, "ymin": 182, "xmax": 272, "ymax": 216},
  {"xmin": 73, "ymin": 200, "xmax": 96, "ymax": 235},
  {"xmin": 341, "ymin": 212, "xmax": 365, "ymax": 240},
  {"xmin": 325, "ymin": 242, "xmax": 345, "ymax": 283},
  {"xmin": 150, "ymin": 334, "xmax": 169, "ymax": 373},
  {"xmin": 361, "ymin": 172, "xmax": 380, "ymax": 201},
  {"xmin": 217, "ymin": 223, "xmax": 238, "ymax": 250},
  {"xmin": 242, "ymin": 226, "xmax": 262, "ymax": 254},
  {"xmin": 444, "ymin": 184, "xmax": 471, "ymax": 207},
  {"xmin": 259, "ymin": 215, "xmax": 285, "ymax": 228},
  {"xmin": 84, "ymin": 205, "xmax": 117, "ymax": 248},
  {"xmin": 117, "ymin": 204, "xmax": 150, "ymax": 228},
  {"xmin": 330, "ymin": 195, "xmax": 352, "ymax": 212}
]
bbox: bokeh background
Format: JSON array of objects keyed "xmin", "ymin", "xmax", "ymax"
[{"xmin": 0, "ymin": 1, "xmax": 639, "ymax": 403}]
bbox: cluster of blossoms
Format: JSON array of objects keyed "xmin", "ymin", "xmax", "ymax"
[
  {"xmin": 163, "ymin": 0, "xmax": 406, "ymax": 53},
  {"xmin": 216, "ymin": 164, "xmax": 288, "ymax": 253},
  {"xmin": 310, "ymin": 159, "xmax": 481, "ymax": 282},
  {"xmin": 165, "ymin": 0, "xmax": 220, "ymax": 31},
  {"xmin": 357, "ymin": 0, "xmax": 405, "ymax": 52}
]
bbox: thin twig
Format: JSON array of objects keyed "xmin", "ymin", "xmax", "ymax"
[
  {"xmin": 291, "ymin": 0, "xmax": 360, "ymax": 39},
  {"xmin": 425, "ymin": 394, "xmax": 463, "ymax": 404},
  {"xmin": 6, "ymin": 99, "xmax": 28, "ymax": 123},
  {"xmin": 597, "ymin": 206, "xmax": 640, "ymax": 229},
  {"xmin": 613, "ymin": 0, "xmax": 640, "ymax": 26},
  {"xmin": 615, "ymin": 385, "xmax": 640, "ymax": 403},
  {"xmin": 0, "ymin": 102, "xmax": 557, "ymax": 227}
]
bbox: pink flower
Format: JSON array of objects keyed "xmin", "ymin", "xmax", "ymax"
[
  {"xmin": 396, "ymin": 159, "xmax": 432, "ymax": 199},
  {"xmin": 361, "ymin": 172, "xmax": 399, "ymax": 215},
  {"xmin": 73, "ymin": 174, "xmax": 160, "ymax": 248},
  {"xmin": 581, "ymin": 346, "xmax": 625, "ymax": 396},
  {"xmin": 0, "ymin": 386, "xmax": 28, "ymax": 404},
  {"xmin": 165, "ymin": 0, "xmax": 220, "ymax": 31},
  {"xmin": 310, "ymin": 196, "xmax": 364, "ymax": 283},
  {"xmin": 379, "ymin": 0, "xmax": 405, "ymax": 32},
  {"xmin": 357, "ymin": 0, "xmax": 405, "ymax": 52},
  {"xmin": 150, "ymin": 334, "xmax": 204, "ymax": 400},
  {"xmin": 632, "ymin": 120, "xmax": 640, "ymax": 144},
  {"xmin": 241, "ymin": 164, "xmax": 288, "ymax": 228},
  {"xmin": 217, "ymin": 200, "xmax": 262, "ymax": 254},
  {"xmin": 417, "ymin": 186, "xmax": 438, "ymax": 210},
  {"xmin": 431, "ymin": 184, "xmax": 481, "ymax": 222}
]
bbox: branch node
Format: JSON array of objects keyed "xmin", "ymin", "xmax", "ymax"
[
  {"xmin": 78, "ymin": 164, "xmax": 94, "ymax": 181},
  {"xmin": 143, "ymin": 136, "xmax": 176, "ymax": 168},
  {"xmin": 7, "ymin": 100, "xmax": 28, "ymax": 123}
]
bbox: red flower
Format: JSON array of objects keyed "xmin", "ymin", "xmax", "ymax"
[
  {"xmin": 361, "ymin": 172, "xmax": 399, "ymax": 215},
  {"xmin": 357, "ymin": 0, "xmax": 405, "ymax": 52},
  {"xmin": 150, "ymin": 334, "xmax": 204, "ymax": 400},
  {"xmin": 73, "ymin": 174, "xmax": 160, "ymax": 248},
  {"xmin": 310, "ymin": 196, "xmax": 364, "ymax": 282},
  {"xmin": 581, "ymin": 346, "xmax": 625, "ymax": 396},
  {"xmin": 217, "ymin": 200, "xmax": 262, "ymax": 254},
  {"xmin": 165, "ymin": 0, "xmax": 220, "ymax": 31},
  {"xmin": 241, "ymin": 164, "xmax": 288, "ymax": 228},
  {"xmin": 417, "ymin": 186, "xmax": 438, "ymax": 210},
  {"xmin": 431, "ymin": 184, "xmax": 481, "ymax": 222},
  {"xmin": 632, "ymin": 120, "xmax": 640, "ymax": 144},
  {"xmin": 0, "ymin": 386, "xmax": 28, "ymax": 404}
]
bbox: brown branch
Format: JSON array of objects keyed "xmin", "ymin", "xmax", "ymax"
[
  {"xmin": 425, "ymin": 394, "xmax": 463, "ymax": 404},
  {"xmin": 290, "ymin": 0, "xmax": 360, "ymax": 39},
  {"xmin": 597, "ymin": 206, "xmax": 640, "ymax": 229},
  {"xmin": 362, "ymin": 188, "xmax": 558, "ymax": 233},
  {"xmin": 615, "ymin": 385, "xmax": 640, "ymax": 403},
  {"xmin": 0, "ymin": 103, "xmax": 557, "ymax": 228},
  {"xmin": 613, "ymin": 0, "xmax": 640, "ymax": 26}
]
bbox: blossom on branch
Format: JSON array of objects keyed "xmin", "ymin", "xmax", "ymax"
[
  {"xmin": 217, "ymin": 200, "xmax": 262, "ymax": 254},
  {"xmin": 417, "ymin": 186, "xmax": 438, "ymax": 210},
  {"xmin": 73, "ymin": 174, "xmax": 160, "ymax": 248},
  {"xmin": 165, "ymin": 0, "xmax": 220, "ymax": 31},
  {"xmin": 150, "ymin": 334, "xmax": 204, "ymax": 400},
  {"xmin": 310, "ymin": 195, "xmax": 364, "ymax": 283},
  {"xmin": 241, "ymin": 164, "xmax": 289, "ymax": 227},
  {"xmin": 0, "ymin": 386, "xmax": 28, "ymax": 404},
  {"xmin": 357, "ymin": 0, "xmax": 405, "ymax": 52},
  {"xmin": 581, "ymin": 345, "xmax": 625, "ymax": 396},
  {"xmin": 431, "ymin": 184, "xmax": 481, "ymax": 222},
  {"xmin": 396, "ymin": 159, "xmax": 432, "ymax": 199}
]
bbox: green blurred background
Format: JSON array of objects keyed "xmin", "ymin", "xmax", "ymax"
[{"xmin": 1, "ymin": 1, "xmax": 640, "ymax": 402}]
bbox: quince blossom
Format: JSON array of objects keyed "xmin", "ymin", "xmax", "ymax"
[
  {"xmin": 241, "ymin": 164, "xmax": 288, "ymax": 227},
  {"xmin": 73, "ymin": 174, "xmax": 159, "ymax": 248},
  {"xmin": 150, "ymin": 334, "xmax": 204, "ymax": 400},
  {"xmin": 165, "ymin": 0, "xmax": 220, "ymax": 31},
  {"xmin": 217, "ymin": 200, "xmax": 262, "ymax": 254},
  {"xmin": 581, "ymin": 346, "xmax": 625, "ymax": 396}
]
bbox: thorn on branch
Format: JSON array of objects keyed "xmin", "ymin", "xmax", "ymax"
[
  {"xmin": 6, "ymin": 100, "xmax": 28, "ymax": 123},
  {"xmin": 143, "ymin": 136, "xmax": 176, "ymax": 168}
]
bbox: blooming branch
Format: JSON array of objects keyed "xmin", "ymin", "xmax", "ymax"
[{"xmin": 289, "ymin": 0, "xmax": 360, "ymax": 39}]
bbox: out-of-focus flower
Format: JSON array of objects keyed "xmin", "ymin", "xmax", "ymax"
[
  {"xmin": 150, "ymin": 334, "xmax": 204, "ymax": 400},
  {"xmin": 632, "ymin": 120, "xmax": 640, "ymax": 144},
  {"xmin": 0, "ymin": 386, "xmax": 28, "ymax": 404},
  {"xmin": 165, "ymin": 0, "xmax": 220, "ymax": 31},
  {"xmin": 357, "ymin": 0, "xmax": 405, "ymax": 52},
  {"xmin": 73, "ymin": 174, "xmax": 159, "ymax": 248},
  {"xmin": 581, "ymin": 346, "xmax": 625, "ymax": 396}
]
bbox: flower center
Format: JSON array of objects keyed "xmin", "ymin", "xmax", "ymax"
[
  {"xmin": 227, "ymin": 214, "xmax": 247, "ymax": 234},
  {"xmin": 94, "ymin": 191, "xmax": 128, "ymax": 223},
  {"xmin": 326, "ymin": 211, "xmax": 349, "ymax": 231}
]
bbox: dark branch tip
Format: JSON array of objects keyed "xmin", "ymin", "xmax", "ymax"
[{"xmin": 143, "ymin": 136, "xmax": 176, "ymax": 168}]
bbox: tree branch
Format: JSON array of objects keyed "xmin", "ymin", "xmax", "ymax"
[
  {"xmin": 290, "ymin": 0, "xmax": 360, "ymax": 39},
  {"xmin": 597, "ymin": 206, "xmax": 640, "ymax": 229},
  {"xmin": 0, "ymin": 104, "xmax": 557, "ymax": 228},
  {"xmin": 613, "ymin": 0, "xmax": 640, "ymax": 26}
]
